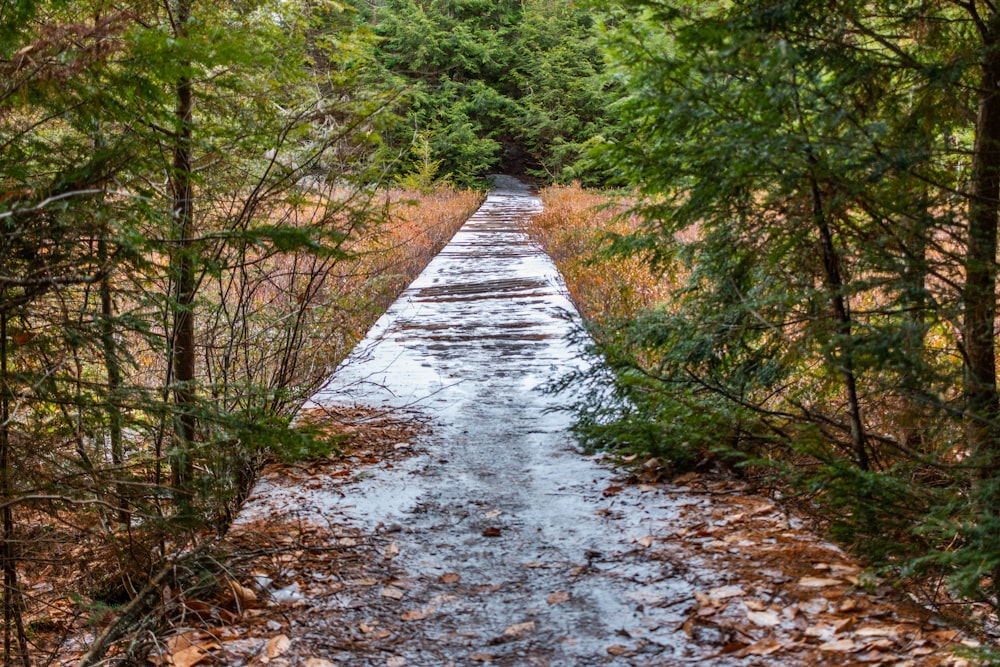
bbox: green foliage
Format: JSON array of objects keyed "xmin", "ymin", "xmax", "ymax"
[
  {"xmin": 0, "ymin": 0, "xmax": 389, "ymax": 547},
  {"xmin": 583, "ymin": 0, "xmax": 1000, "ymax": 618},
  {"xmin": 369, "ymin": 0, "xmax": 614, "ymax": 185}
]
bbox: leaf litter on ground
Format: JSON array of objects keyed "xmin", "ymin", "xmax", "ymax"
[{"xmin": 112, "ymin": 408, "xmax": 979, "ymax": 667}]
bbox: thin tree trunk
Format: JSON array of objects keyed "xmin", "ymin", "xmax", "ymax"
[
  {"xmin": 98, "ymin": 238, "xmax": 128, "ymax": 525},
  {"xmin": 809, "ymin": 171, "xmax": 870, "ymax": 471},
  {"xmin": 0, "ymin": 311, "xmax": 29, "ymax": 667},
  {"xmin": 965, "ymin": 16, "xmax": 1000, "ymax": 600},
  {"xmin": 170, "ymin": 0, "xmax": 197, "ymax": 492}
]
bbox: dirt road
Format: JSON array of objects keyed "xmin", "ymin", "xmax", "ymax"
[{"xmin": 219, "ymin": 177, "xmax": 968, "ymax": 667}]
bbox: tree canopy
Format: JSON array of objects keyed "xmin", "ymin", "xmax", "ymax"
[{"xmin": 584, "ymin": 0, "xmax": 1000, "ymax": 622}]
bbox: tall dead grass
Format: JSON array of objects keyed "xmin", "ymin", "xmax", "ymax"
[{"xmin": 527, "ymin": 183, "xmax": 669, "ymax": 324}]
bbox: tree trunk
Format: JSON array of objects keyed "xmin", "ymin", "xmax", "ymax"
[
  {"xmin": 170, "ymin": 0, "xmax": 197, "ymax": 492},
  {"xmin": 0, "ymin": 312, "xmax": 29, "ymax": 667},
  {"xmin": 809, "ymin": 171, "xmax": 870, "ymax": 471},
  {"xmin": 965, "ymin": 15, "xmax": 1000, "ymax": 600},
  {"xmin": 98, "ymin": 238, "xmax": 128, "ymax": 525}
]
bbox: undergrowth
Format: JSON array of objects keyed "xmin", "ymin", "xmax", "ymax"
[{"xmin": 527, "ymin": 182, "xmax": 999, "ymax": 645}]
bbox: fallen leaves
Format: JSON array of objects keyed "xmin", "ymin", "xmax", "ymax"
[
  {"xmin": 546, "ymin": 590, "xmax": 571, "ymax": 605},
  {"xmin": 469, "ymin": 654, "xmax": 494, "ymax": 662},
  {"xmin": 481, "ymin": 527, "xmax": 502, "ymax": 537},
  {"xmin": 400, "ymin": 609, "xmax": 431, "ymax": 622},
  {"xmin": 819, "ymin": 638, "xmax": 857, "ymax": 653},
  {"xmin": 150, "ymin": 632, "xmax": 221, "ymax": 667},
  {"xmin": 438, "ymin": 572, "xmax": 461, "ymax": 584},
  {"xmin": 227, "ymin": 579, "xmax": 258, "ymax": 607},
  {"xmin": 265, "ymin": 634, "xmax": 291, "ymax": 660},
  {"xmin": 381, "ymin": 586, "xmax": 406, "ymax": 600},
  {"xmin": 303, "ymin": 659, "xmax": 335, "ymax": 667},
  {"xmin": 708, "ymin": 585, "xmax": 744, "ymax": 600},
  {"xmin": 502, "ymin": 621, "xmax": 535, "ymax": 638},
  {"xmin": 746, "ymin": 610, "xmax": 781, "ymax": 627},
  {"xmin": 171, "ymin": 645, "xmax": 211, "ymax": 667},
  {"xmin": 798, "ymin": 576, "xmax": 843, "ymax": 588}
]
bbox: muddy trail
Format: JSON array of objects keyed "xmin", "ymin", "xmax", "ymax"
[{"xmin": 207, "ymin": 177, "xmax": 970, "ymax": 667}]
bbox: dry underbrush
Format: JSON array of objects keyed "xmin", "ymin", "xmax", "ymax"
[
  {"xmin": 527, "ymin": 183, "xmax": 670, "ymax": 325},
  {"xmin": 21, "ymin": 186, "xmax": 480, "ymax": 666}
]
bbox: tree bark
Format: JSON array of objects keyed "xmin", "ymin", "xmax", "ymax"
[
  {"xmin": 170, "ymin": 0, "xmax": 197, "ymax": 491},
  {"xmin": 965, "ymin": 12, "xmax": 1000, "ymax": 600},
  {"xmin": 809, "ymin": 170, "xmax": 870, "ymax": 471},
  {"xmin": 0, "ymin": 312, "xmax": 29, "ymax": 667}
]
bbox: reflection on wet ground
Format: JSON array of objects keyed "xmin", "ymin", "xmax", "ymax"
[{"xmin": 292, "ymin": 176, "xmax": 710, "ymax": 666}]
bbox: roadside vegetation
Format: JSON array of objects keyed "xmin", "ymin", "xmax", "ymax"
[{"xmin": 529, "ymin": 0, "xmax": 1000, "ymax": 648}]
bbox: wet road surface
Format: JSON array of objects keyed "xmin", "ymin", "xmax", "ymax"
[
  {"xmin": 226, "ymin": 177, "xmax": 968, "ymax": 667},
  {"xmin": 285, "ymin": 175, "xmax": 707, "ymax": 665}
]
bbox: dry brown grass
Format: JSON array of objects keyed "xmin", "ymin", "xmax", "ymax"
[
  {"xmin": 527, "ymin": 183, "xmax": 670, "ymax": 324},
  {"xmin": 18, "ymin": 184, "xmax": 483, "ymax": 666}
]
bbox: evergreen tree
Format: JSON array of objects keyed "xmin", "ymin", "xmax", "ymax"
[{"xmin": 594, "ymin": 0, "xmax": 1000, "ymax": 610}]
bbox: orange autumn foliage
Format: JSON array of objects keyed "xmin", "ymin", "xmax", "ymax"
[{"xmin": 527, "ymin": 183, "xmax": 669, "ymax": 325}]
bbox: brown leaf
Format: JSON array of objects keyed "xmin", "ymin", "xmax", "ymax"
[
  {"xmin": 856, "ymin": 651, "xmax": 893, "ymax": 663},
  {"xmin": 708, "ymin": 585, "xmax": 744, "ymax": 600},
  {"xmin": 606, "ymin": 645, "xmax": 630, "ymax": 656},
  {"xmin": 854, "ymin": 627, "xmax": 894, "ymax": 638},
  {"xmin": 819, "ymin": 639, "xmax": 857, "ymax": 653},
  {"xmin": 637, "ymin": 535, "xmax": 654, "ymax": 548},
  {"xmin": 718, "ymin": 641, "xmax": 747, "ymax": 655},
  {"xmin": 546, "ymin": 590, "xmax": 571, "ymax": 605},
  {"xmin": 837, "ymin": 598, "xmax": 858, "ymax": 613},
  {"xmin": 482, "ymin": 527, "xmax": 502, "ymax": 537},
  {"xmin": 304, "ymin": 660, "xmax": 336, "ymax": 667},
  {"xmin": 502, "ymin": 621, "xmax": 535, "ymax": 638},
  {"xmin": 227, "ymin": 579, "xmax": 257, "ymax": 605},
  {"xmin": 165, "ymin": 633, "xmax": 199, "ymax": 655},
  {"xmin": 746, "ymin": 610, "xmax": 781, "ymax": 627},
  {"xmin": 381, "ymin": 587, "xmax": 406, "ymax": 600},
  {"xmin": 469, "ymin": 654, "xmax": 494, "ymax": 662},
  {"xmin": 401, "ymin": 609, "xmax": 430, "ymax": 621},
  {"xmin": 171, "ymin": 645, "xmax": 209, "ymax": 667},
  {"xmin": 798, "ymin": 576, "xmax": 842, "ymax": 588},
  {"xmin": 739, "ymin": 638, "xmax": 782, "ymax": 657},
  {"xmin": 439, "ymin": 573, "xmax": 461, "ymax": 584},
  {"xmin": 602, "ymin": 486, "xmax": 623, "ymax": 497},
  {"xmin": 266, "ymin": 635, "xmax": 291, "ymax": 659},
  {"xmin": 833, "ymin": 616, "xmax": 856, "ymax": 633},
  {"xmin": 384, "ymin": 542, "xmax": 400, "ymax": 559}
]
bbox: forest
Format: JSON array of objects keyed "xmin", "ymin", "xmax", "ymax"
[{"xmin": 5, "ymin": 0, "xmax": 1000, "ymax": 663}]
